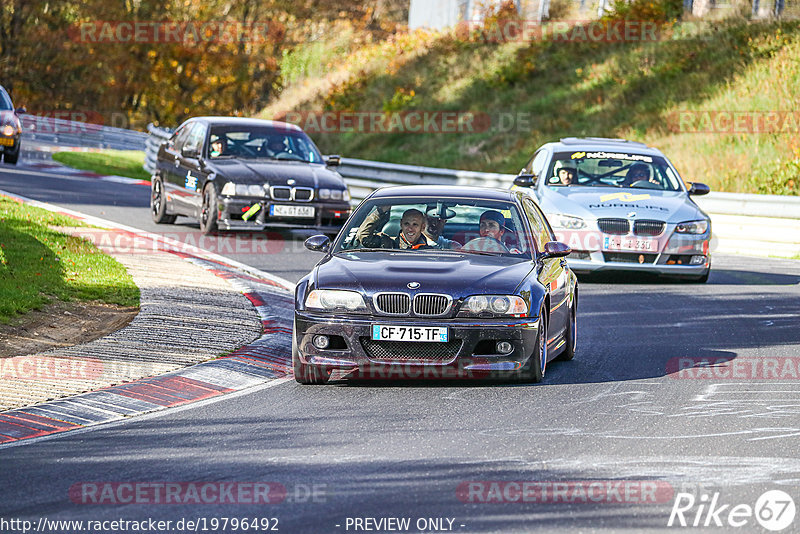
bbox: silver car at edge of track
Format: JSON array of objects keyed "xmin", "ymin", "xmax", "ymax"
[{"xmin": 512, "ymin": 137, "xmax": 712, "ymax": 282}]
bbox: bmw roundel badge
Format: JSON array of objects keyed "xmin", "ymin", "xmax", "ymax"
[{"xmin": 407, "ymin": 282, "xmax": 420, "ymax": 289}]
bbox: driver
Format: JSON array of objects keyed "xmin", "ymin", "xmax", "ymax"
[
  {"xmin": 624, "ymin": 163, "xmax": 654, "ymax": 186},
  {"xmin": 555, "ymin": 161, "xmax": 577, "ymax": 186},
  {"xmin": 479, "ymin": 210, "xmax": 507, "ymax": 242},
  {"xmin": 209, "ymin": 137, "xmax": 227, "ymax": 158},
  {"xmin": 265, "ymin": 136, "xmax": 287, "ymax": 156},
  {"xmin": 356, "ymin": 207, "xmax": 431, "ymax": 249}
]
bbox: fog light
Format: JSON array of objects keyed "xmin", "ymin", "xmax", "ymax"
[
  {"xmin": 690, "ymin": 255, "xmax": 706, "ymax": 265},
  {"xmin": 312, "ymin": 335, "xmax": 330, "ymax": 350},
  {"xmin": 496, "ymin": 341, "xmax": 513, "ymax": 355}
]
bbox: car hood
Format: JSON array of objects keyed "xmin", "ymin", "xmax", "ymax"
[
  {"xmin": 208, "ymin": 159, "xmax": 344, "ymax": 189},
  {"xmin": 315, "ymin": 251, "xmax": 534, "ymax": 298},
  {"xmin": 538, "ymin": 186, "xmax": 708, "ymax": 223}
]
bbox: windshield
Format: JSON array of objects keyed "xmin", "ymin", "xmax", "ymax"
[
  {"xmin": 334, "ymin": 197, "xmax": 532, "ymax": 258},
  {"xmin": 0, "ymin": 90, "xmax": 12, "ymax": 111},
  {"xmin": 207, "ymin": 126, "xmax": 324, "ymax": 163},
  {"xmin": 545, "ymin": 150, "xmax": 684, "ymax": 191}
]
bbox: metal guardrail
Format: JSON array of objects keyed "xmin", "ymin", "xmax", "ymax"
[
  {"xmin": 142, "ymin": 125, "xmax": 799, "ymax": 221},
  {"xmin": 21, "ymin": 115, "xmax": 147, "ymax": 151},
  {"xmin": 693, "ymin": 192, "xmax": 800, "ymax": 220},
  {"xmin": 337, "ymin": 157, "xmax": 518, "ymax": 204},
  {"xmin": 143, "ymin": 123, "xmax": 172, "ymax": 175},
  {"xmin": 339, "ymin": 160, "xmax": 800, "ymax": 225}
]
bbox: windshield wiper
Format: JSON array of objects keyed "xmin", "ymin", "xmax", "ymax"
[
  {"xmin": 459, "ymin": 250, "xmax": 503, "ymax": 256},
  {"xmin": 335, "ymin": 248, "xmax": 382, "ymax": 253}
]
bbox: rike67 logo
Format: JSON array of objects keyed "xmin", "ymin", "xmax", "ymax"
[{"xmin": 668, "ymin": 490, "xmax": 796, "ymax": 531}]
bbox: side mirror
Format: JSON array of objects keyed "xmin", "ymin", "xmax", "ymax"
[
  {"xmin": 15, "ymin": 106, "xmax": 26, "ymax": 115},
  {"xmin": 688, "ymin": 182, "xmax": 710, "ymax": 196},
  {"xmin": 181, "ymin": 145, "xmax": 199, "ymax": 159},
  {"xmin": 541, "ymin": 241, "xmax": 571, "ymax": 259},
  {"xmin": 304, "ymin": 234, "xmax": 331, "ymax": 253},
  {"xmin": 513, "ymin": 174, "xmax": 536, "ymax": 187},
  {"xmin": 325, "ymin": 155, "xmax": 341, "ymax": 167}
]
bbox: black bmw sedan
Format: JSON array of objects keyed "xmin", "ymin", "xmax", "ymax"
[
  {"xmin": 151, "ymin": 116, "xmax": 351, "ymax": 235},
  {"xmin": 0, "ymin": 85, "xmax": 24, "ymax": 165},
  {"xmin": 294, "ymin": 185, "xmax": 578, "ymax": 384}
]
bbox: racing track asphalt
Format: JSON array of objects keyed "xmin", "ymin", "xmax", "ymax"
[{"xmin": 2, "ymin": 161, "xmax": 800, "ymax": 533}]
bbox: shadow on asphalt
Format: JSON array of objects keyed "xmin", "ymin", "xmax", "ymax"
[
  {"xmin": 324, "ymin": 347, "xmax": 740, "ymax": 389},
  {"xmin": 577, "ymin": 269, "xmax": 800, "ymax": 286},
  {"xmin": 0, "ymin": 441, "xmax": 683, "ymax": 533}
]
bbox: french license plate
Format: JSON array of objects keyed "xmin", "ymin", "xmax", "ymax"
[
  {"xmin": 270, "ymin": 204, "xmax": 315, "ymax": 218},
  {"xmin": 603, "ymin": 236, "xmax": 654, "ymax": 252},
  {"xmin": 0, "ymin": 138, "xmax": 14, "ymax": 146},
  {"xmin": 372, "ymin": 325, "xmax": 449, "ymax": 343}
]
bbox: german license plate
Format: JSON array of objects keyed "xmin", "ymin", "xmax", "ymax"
[
  {"xmin": 270, "ymin": 204, "xmax": 315, "ymax": 218},
  {"xmin": 372, "ymin": 325, "xmax": 449, "ymax": 343},
  {"xmin": 0, "ymin": 138, "xmax": 14, "ymax": 146},
  {"xmin": 603, "ymin": 236, "xmax": 655, "ymax": 252}
]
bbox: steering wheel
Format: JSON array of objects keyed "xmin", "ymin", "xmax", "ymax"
[
  {"xmin": 361, "ymin": 235, "xmax": 388, "ymax": 249},
  {"xmin": 629, "ymin": 180, "xmax": 662, "ymax": 190},
  {"xmin": 462, "ymin": 237, "xmax": 509, "ymax": 253},
  {"xmin": 273, "ymin": 152, "xmax": 304, "ymax": 161}
]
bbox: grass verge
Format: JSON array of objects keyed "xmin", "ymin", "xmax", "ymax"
[
  {"xmin": 52, "ymin": 150, "xmax": 151, "ymax": 182},
  {"xmin": 264, "ymin": 15, "xmax": 800, "ymax": 195},
  {"xmin": 0, "ymin": 196, "xmax": 139, "ymax": 323}
]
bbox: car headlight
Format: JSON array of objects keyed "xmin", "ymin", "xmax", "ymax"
[
  {"xmin": 551, "ymin": 214, "xmax": 587, "ymax": 230},
  {"xmin": 305, "ymin": 290, "xmax": 367, "ymax": 313},
  {"xmin": 318, "ymin": 188, "xmax": 350, "ymax": 202},
  {"xmin": 675, "ymin": 220, "xmax": 709, "ymax": 234},
  {"xmin": 1, "ymin": 125, "xmax": 15, "ymax": 137},
  {"xmin": 458, "ymin": 295, "xmax": 528, "ymax": 317},
  {"xmin": 220, "ymin": 183, "xmax": 265, "ymax": 197}
]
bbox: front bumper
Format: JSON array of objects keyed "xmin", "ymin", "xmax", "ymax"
[
  {"xmin": 563, "ymin": 230, "xmax": 710, "ymax": 278},
  {"xmin": 295, "ymin": 311, "xmax": 540, "ymax": 379},
  {"xmin": 217, "ymin": 196, "xmax": 350, "ymax": 232},
  {"xmin": 0, "ymin": 134, "xmax": 20, "ymax": 154},
  {"xmin": 567, "ymin": 253, "xmax": 710, "ymax": 276}
]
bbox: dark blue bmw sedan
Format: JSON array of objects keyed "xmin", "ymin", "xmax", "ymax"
[{"xmin": 294, "ymin": 185, "xmax": 578, "ymax": 384}]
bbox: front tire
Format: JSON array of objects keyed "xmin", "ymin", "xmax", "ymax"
[
  {"xmin": 292, "ymin": 324, "xmax": 331, "ymax": 385},
  {"xmin": 3, "ymin": 148, "xmax": 19, "ymax": 165},
  {"xmin": 199, "ymin": 184, "xmax": 219, "ymax": 235},
  {"xmin": 151, "ymin": 177, "xmax": 177, "ymax": 224},
  {"xmin": 520, "ymin": 307, "xmax": 547, "ymax": 383}
]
